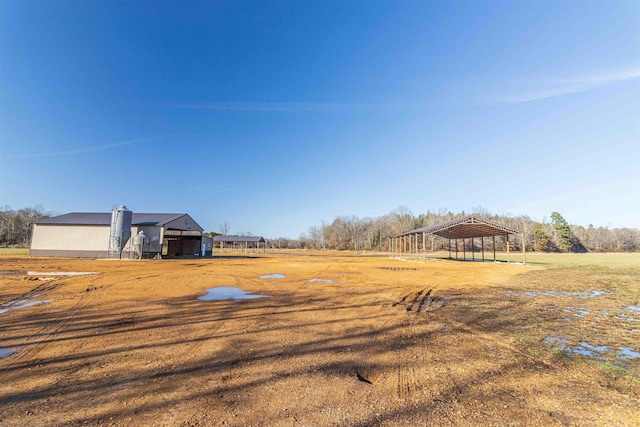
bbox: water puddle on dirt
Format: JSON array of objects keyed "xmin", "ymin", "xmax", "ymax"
[
  {"xmin": 307, "ymin": 278, "xmax": 338, "ymax": 284},
  {"xmin": 618, "ymin": 347, "xmax": 640, "ymax": 360},
  {"xmin": 521, "ymin": 290, "xmax": 606, "ymax": 299},
  {"xmin": 379, "ymin": 267, "xmax": 419, "ymax": 271},
  {"xmin": 198, "ymin": 287, "xmax": 270, "ymax": 301},
  {"xmin": 562, "ymin": 307, "xmax": 590, "ymax": 318},
  {"xmin": 614, "ymin": 306, "xmax": 640, "ymax": 322},
  {"xmin": 0, "ymin": 348, "xmax": 16, "ymax": 358},
  {"xmin": 259, "ymin": 274, "xmax": 285, "ymax": 279},
  {"xmin": 0, "ymin": 298, "xmax": 51, "ymax": 314},
  {"xmin": 544, "ymin": 337, "xmax": 640, "ymax": 360},
  {"xmin": 571, "ymin": 342, "xmax": 610, "ymax": 357}
]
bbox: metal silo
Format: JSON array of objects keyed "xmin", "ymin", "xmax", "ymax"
[
  {"xmin": 132, "ymin": 230, "xmax": 148, "ymax": 259},
  {"xmin": 108, "ymin": 205, "xmax": 132, "ymax": 258}
]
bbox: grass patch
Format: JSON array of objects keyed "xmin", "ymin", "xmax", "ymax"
[
  {"xmin": 0, "ymin": 248, "xmax": 29, "ymax": 255},
  {"xmin": 521, "ymin": 252, "xmax": 640, "ymax": 268},
  {"xmin": 442, "ymin": 252, "xmax": 640, "ymax": 395}
]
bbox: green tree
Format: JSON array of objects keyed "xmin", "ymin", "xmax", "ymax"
[
  {"xmin": 534, "ymin": 224, "xmax": 558, "ymax": 252},
  {"xmin": 550, "ymin": 212, "xmax": 572, "ymax": 252}
]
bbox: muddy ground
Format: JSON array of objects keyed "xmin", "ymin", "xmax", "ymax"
[{"xmin": 0, "ymin": 252, "xmax": 638, "ymax": 426}]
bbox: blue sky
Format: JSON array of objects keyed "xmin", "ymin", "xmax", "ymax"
[{"xmin": 1, "ymin": 0, "xmax": 638, "ymax": 237}]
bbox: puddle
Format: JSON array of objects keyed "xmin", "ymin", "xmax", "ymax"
[
  {"xmin": 544, "ymin": 337, "xmax": 568, "ymax": 349},
  {"xmin": 259, "ymin": 274, "xmax": 285, "ymax": 279},
  {"xmin": 521, "ymin": 290, "xmax": 606, "ymax": 299},
  {"xmin": 544, "ymin": 337, "xmax": 640, "ymax": 361},
  {"xmin": 0, "ymin": 298, "xmax": 51, "ymax": 314},
  {"xmin": 379, "ymin": 267, "xmax": 419, "ymax": 271},
  {"xmin": 614, "ymin": 307, "xmax": 640, "ymax": 322},
  {"xmin": 562, "ymin": 307, "xmax": 590, "ymax": 318},
  {"xmin": 0, "ymin": 348, "xmax": 16, "ymax": 358},
  {"xmin": 307, "ymin": 279, "xmax": 338, "ymax": 284},
  {"xmin": 618, "ymin": 347, "xmax": 640, "ymax": 360},
  {"xmin": 614, "ymin": 314, "xmax": 640, "ymax": 323},
  {"xmin": 198, "ymin": 286, "xmax": 269, "ymax": 301},
  {"xmin": 198, "ymin": 287, "xmax": 270, "ymax": 301},
  {"xmin": 571, "ymin": 342, "xmax": 610, "ymax": 358}
]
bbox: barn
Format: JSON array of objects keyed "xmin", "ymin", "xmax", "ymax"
[{"xmin": 30, "ymin": 206, "xmax": 206, "ymax": 259}]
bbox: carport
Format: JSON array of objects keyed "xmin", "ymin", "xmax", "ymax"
[
  {"xmin": 390, "ymin": 215, "xmax": 526, "ymax": 264},
  {"xmin": 213, "ymin": 235, "xmax": 266, "ymax": 253}
]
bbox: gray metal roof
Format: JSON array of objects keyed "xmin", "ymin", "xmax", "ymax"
[
  {"xmin": 36, "ymin": 212, "xmax": 190, "ymax": 227},
  {"xmin": 393, "ymin": 215, "xmax": 521, "ymax": 239},
  {"xmin": 213, "ymin": 235, "xmax": 265, "ymax": 243}
]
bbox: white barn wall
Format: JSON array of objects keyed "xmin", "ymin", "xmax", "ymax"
[{"xmin": 30, "ymin": 224, "xmax": 111, "ymax": 257}]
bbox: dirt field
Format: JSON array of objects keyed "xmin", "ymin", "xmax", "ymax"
[{"xmin": 1, "ymin": 252, "xmax": 639, "ymax": 426}]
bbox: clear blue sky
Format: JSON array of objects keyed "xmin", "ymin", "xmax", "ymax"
[{"xmin": 1, "ymin": 0, "xmax": 639, "ymax": 237}]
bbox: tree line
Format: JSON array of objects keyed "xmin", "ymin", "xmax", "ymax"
[
  {"xmin": 2, "ymin": 205, "xmax": 638, "ymax": 253},
  {"xmin": 290, "ymin": 207, "xmax": 639, "ymax": 253},
  {"xmin": 0, "ymin": 205, "xmax": 53, "ymax": 247}
]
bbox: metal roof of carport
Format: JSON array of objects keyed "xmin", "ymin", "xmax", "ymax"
[
  {"xmin": 213, "ymin": 235, "xmax": 265, "ymax": 243},
  {"xmin": 394, "ymin": 215, "xmax": 521, "ymax": 239}
]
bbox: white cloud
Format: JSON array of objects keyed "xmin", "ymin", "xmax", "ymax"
[
  {"xmin": 0, "ymin": 136, "xmax": 166, "ymax": 160},
  {"xmin": 496, "ymin": 66, "xmax": 640, "ymax": 104},
  {"xmin": 150, "ymin": 102, "xmax": 430, "ymax": 112}
]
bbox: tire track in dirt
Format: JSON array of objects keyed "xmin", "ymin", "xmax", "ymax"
[
  {"xmin": 392, "ymin": 282, "xmax": 447, "ymax": 399},
  {"xmin": 8, "ymin": 282, "xmax": 111, "ymax": 364},
  {"xmin": 0, "ymin": 279, "xmax": 63, "ymax": 307}
]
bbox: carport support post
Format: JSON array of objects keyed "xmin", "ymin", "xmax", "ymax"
[
  {"xmin": 493, "ymin": 236, "xmax": 496, "ymax": 262},
  {"xmin": 507, "ymin": 235, "xmax": 510, "ymax": 263},
  {"xmin": 448, "ymin": 239, "xmax": 451, "ymax": 258},
  {"xmin": 455, "ymin": 239, "xmax": 458, "ymax": 259},
  {"xmin": 471, "ymin": 238, "xmax": 474, "ymax": 261},
  {"xmin": 481, "ymin": 236, "xmax": 485, "ymax": 262},
  {"xmin": 463, "ymin": 238, "xmax": 466, "ymax": 261}
]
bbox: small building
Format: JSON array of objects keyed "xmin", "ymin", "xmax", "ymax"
[
  {"xmin": 201, "ymin": 235, "xmax": 213, "ymax": 257},
  {"xmin": 30, "ymin": 211, "xmax": 205, "ymax": 259}
]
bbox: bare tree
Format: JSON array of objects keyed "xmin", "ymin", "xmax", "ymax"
[{"xmin": 219, "ymin": 221, "xmax": 231, "ymax": 236}]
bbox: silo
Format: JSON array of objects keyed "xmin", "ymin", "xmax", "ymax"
[
  {"xmin": 109, "ymin": 205, "xmax": 132, "ymax": 258},
  {"xmin": 132, "ymin": 230, "xmax": 148, "ymax": 259}
]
